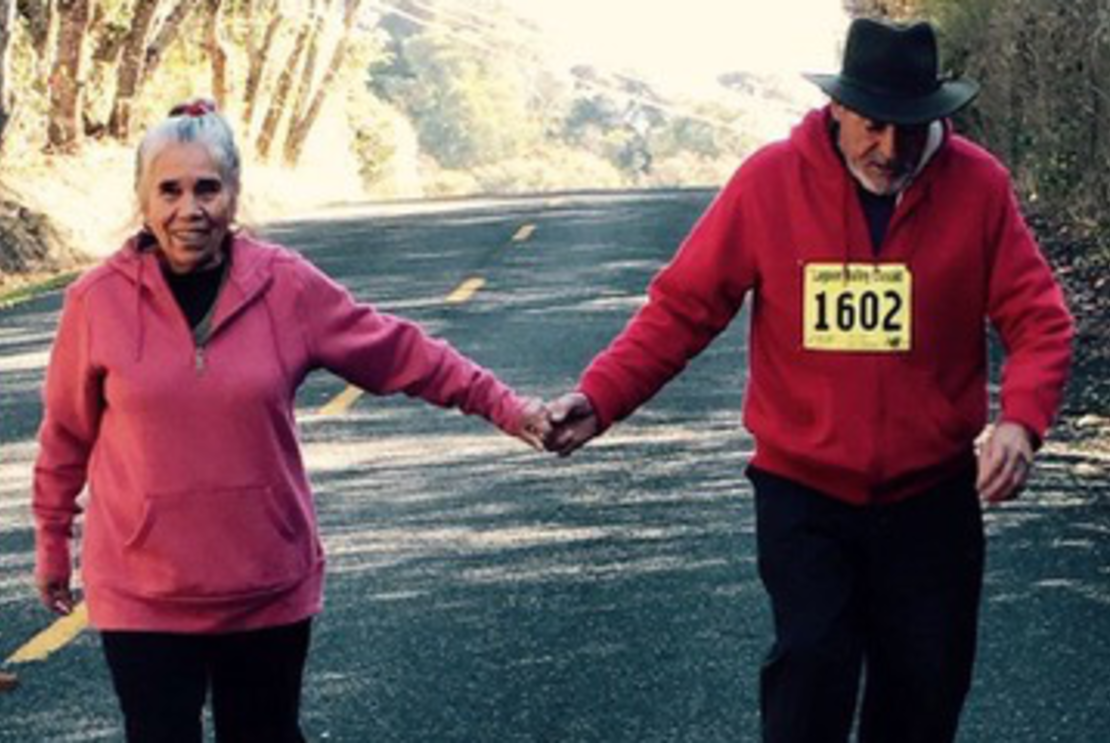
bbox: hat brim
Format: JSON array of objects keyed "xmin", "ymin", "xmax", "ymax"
[{"xmin": 803, "ymin": 73, "xmax": 979, "ymax": 125}]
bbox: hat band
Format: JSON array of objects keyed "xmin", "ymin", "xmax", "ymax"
[{"xmin": 838, "ymin": 73, "xmax": 941, "ymax": 100}]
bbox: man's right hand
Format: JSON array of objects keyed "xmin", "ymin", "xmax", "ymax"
[{"xmin": 545, "ymin": 392, "xmax": 600, "ymax": 457}]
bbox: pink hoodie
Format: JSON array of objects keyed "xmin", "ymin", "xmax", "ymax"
[{"xmin": 34, "ymin": 235, "xmax": 530, "ymax": 633}]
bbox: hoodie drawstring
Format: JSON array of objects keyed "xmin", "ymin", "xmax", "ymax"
[{"xmin": 135, "ymin": 255, "xmax": 146, "ymax": 363}]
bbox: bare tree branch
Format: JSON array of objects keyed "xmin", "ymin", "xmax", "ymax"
[
  {"xmin": 108, "ymin": 0, "xmax": 162, "ymax": 140},
  {"xmin": 282, "ymin": 0, "xmax": 365, "ymax": 165},
  {"xmin": 242, "ymin": 0, "xmax": 282, "ymax": 129},
  {"xmin": 203, "ymin": 0, "xmax": 227, "ymax": 109},
  {"xmin": 282, "ymin": 3, "xmax": 326, "ymax": 160},
  {"xmin": 142, "ymin": 0, "xmax": 196, "ymax": 81},
  {"xmin": 255, "ymin": 5, "xmax": 316, "ymax": 159}
]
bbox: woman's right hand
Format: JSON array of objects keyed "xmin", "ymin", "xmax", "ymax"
[
  {"xmin": 514, "ymin": 397, "xmax": 552, "ymax": 451},
  {"xmin": 37, "ymin": 576, "xmax": 76, "ymax": 616}
]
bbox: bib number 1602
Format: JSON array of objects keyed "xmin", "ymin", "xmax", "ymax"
[
  {"xmin": 813, "ymin": 289, "xmax": 904, "ymax": 333},
  {"xmin": 803, "ymin": 263, "xmax": 912, "ymax": 352}
]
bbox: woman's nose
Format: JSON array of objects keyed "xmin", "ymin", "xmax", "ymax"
[{"xmin": 179, "ymin": 191, "xmax": 204, "ymax": 217}]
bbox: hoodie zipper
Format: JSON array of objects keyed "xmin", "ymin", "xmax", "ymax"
[
  {"xmin": 190, "ymin": 267, "xmax": 228, "ymax": 376},
  {"xmin": 122, "ymin": 236, "xmax": 276, "ymax": 375}
]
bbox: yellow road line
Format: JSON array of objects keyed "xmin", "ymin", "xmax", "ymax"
[
  {"xmin": 318, "ymin": 384, "xmax": 363, "ymax": 417},
  {"xmin": 7, "ymin": 602, "xmax": 89, "ymax": 665},
  {"xmin": 444, "ymin": 277, "xmax": 486, "ymax": 304},
  {"xmin": 512, "ymin": 224, "xmax": 536, "ymax": 243}
]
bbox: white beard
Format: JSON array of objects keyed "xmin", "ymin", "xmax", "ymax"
[
  {"xmin": 847, "ymin": 121, "xmax": 944, "ymax": 197},
  {"xmin": 847, "ymin": 159, "xmax": 913, "ymax": 196}
]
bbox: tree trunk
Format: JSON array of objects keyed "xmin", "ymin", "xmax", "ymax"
[
  {"xmin": 281, "ymin": 9, "xmax": 325, "ymax": 161},
  {"xmin": 47, "ymin": 0, "xmax": 92, "ymax": 152},
  {"xmin": 202, "ymin": 0, "xmax": 227, "ymax": 109},
  {"xmin": 255, "ymin": 16, "xmax": 314, "ymax": 160},
  {"xmin": 282, "ymin": 0, "xmax": 364, "ymax": 166},
  {"xmin": 242, "ymin": 4, "xmax": 282, "ymax": 129},
  {"xmin": 142, "ymin": 0, "xmax": 196, "ymax": 81},
  {"xmin": 108, "ymin": 0, "xmax": 162, "ymax": 140},
  {"xmin": 0, "ymin": 0, "xmax": 13, "ymax": 143}
]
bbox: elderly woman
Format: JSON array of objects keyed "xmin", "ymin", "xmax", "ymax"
[{"xmin": 32, "ymin": 99, "xmax": 547, "ymax": 742}]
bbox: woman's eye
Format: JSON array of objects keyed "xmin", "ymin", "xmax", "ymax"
[{"xmin": 196, "ymin": 180, "xmax": 223, "ymax": 197}]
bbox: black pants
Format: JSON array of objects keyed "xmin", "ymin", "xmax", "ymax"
[
  {"xmin": 101, "ymin": 619, "xmax": 311, "ymax": 743},
  {"xmin": 751, "ymin": 467, "xmax": 984, "ymax": 743}
]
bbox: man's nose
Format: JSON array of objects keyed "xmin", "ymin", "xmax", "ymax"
[{"xmin": 877, "ymin": 125, "xmax": 898, "ymax": 162}]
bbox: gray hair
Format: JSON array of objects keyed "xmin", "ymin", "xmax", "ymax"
[{"xmin": 134, "ymin": 100, "xmax": 242, "ymax": 212}]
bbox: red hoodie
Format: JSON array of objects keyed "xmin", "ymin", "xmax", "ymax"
[
  {"xmin": 34, "ymin": 235, "xmax": 531, "ymax": 632},
  {"xmin": 579, "ymin": 107, "xmax": 1074, "ymax": 504}
]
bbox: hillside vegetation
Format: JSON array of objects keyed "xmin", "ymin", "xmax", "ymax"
[{"xmin": 0, "ymin": 0, "xmax": 807, "ymax": 277}]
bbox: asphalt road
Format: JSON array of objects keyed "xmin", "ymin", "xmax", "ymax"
[{"xmin": 1, "ymin": 191, "xmax": 1107, "ymax": 741}]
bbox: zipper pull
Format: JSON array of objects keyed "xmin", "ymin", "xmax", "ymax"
[{"xmin": 195, "ymin": 346, "xmax": 206, "ymax": 374}]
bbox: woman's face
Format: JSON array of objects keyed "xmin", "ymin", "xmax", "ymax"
[{"xmin": 142, "ymin": 142, "xmax": 235, "ymax": 274}]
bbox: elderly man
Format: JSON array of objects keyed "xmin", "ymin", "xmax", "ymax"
[{"xmin": 546, "ymin": 17, "xmax": 1073, "ymax": 743}]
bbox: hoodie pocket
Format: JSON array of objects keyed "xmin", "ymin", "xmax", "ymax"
[
  {"xmin": 124, "ymin": 485, "xmax": 314, "ymax": 601},
  {"xmin": 885, "ymin": 367, "xmax": 980, "ymax": 472}
]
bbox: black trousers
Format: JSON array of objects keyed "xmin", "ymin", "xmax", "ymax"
[
  {"xmin": 750, "ymin": 467, "xmax": 984, "ymax": 743},
  {"xmin": 101, "ymin": 619, "xmax": 312, "ymax": 743}
]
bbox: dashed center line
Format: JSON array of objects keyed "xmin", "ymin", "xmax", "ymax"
[
  {"xmin": 318, "ymin": 384, "xmax": 364, "ymax": 417},
  {"xmin": 318, "ymin": 274, "xmax": 493, "ymax": 417},
  {"xmin": 444, "ymin": 276, "xmax": 487, "ymax": 304},
  {"xmin": 512, "ymin": 224, "xmax": 536, "ymax": 243},
  {"xmin": 6, "ymin": 602, "xmax": 89, "ymax": 665}
]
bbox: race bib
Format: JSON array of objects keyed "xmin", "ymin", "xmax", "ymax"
[{"xmin": 803, "ymin": 263, "xmax": 912, "ymax": 352}]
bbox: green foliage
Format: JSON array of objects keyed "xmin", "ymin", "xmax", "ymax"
[
  {"xmin": 378, "ymin": 26, "xmax": 542, "ymax": 169},
  {"xmin": 469, "ymin": 148, "xmax": 625, "ymax": 194},
  {"xmin": 364, "ymin": 0, "xmax": 759, "ymax": 192},
  {"xmin": 348, "ymin": 87, "xmax": 408, "ymax": 189}
]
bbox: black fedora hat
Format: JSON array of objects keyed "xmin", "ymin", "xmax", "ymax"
[{"xmin": 804, "ymin": 18, "xmax": 979, "ymax": 125}]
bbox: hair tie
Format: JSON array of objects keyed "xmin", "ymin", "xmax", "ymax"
[{"xmin": 169, "ymin": 99, "xmax": 216, "ymax": 118}]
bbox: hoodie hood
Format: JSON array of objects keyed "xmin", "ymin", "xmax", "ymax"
[
  {"xmin": 108, "ymin": 232, "xmax": 276, "ymax": 295},
  {"xmin": 789, "ymin": 105, "xmax": 951, "ymax": 195},
  {"xmin": 787, "ymin": 106, "xmax": 952, "ymax": 263},
  {"xmin": 107, "ymin": 233, "xmax": 278, "ymax": 362}
]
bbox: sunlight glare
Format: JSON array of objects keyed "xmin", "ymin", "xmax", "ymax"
[{"xmin": 507, "ymin": 0, "xmax": 849, "ymax": 95}]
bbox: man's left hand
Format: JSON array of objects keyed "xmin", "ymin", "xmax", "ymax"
[{"xmin": 975, "ymin": 421, "xmax": 1035, "ymax": 503}]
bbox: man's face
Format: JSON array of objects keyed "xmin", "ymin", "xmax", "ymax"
[{"xmin": 831, "ymin": 102, "xmax": 931, "ymax": 195}]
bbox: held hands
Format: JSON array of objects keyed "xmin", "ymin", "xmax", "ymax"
[
  {"xmin": 515, "ymin": 397, "xmax": 553, "ymax": 451},
  {"xmin": 975, "ymin": 421, "xmax": 1036, "ymax": 503},
  {"xmin": 544, "ymin": 392, "xmax": 600, "ymax": 457},
  {"xmin": 512, "ymin": 392, "xmax": 601, "ymax": 456}
]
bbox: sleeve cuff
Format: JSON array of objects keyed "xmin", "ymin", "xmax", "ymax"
[{"xmin": 35, "ymin": 530, "xmax": 72, "ymax": 583}]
